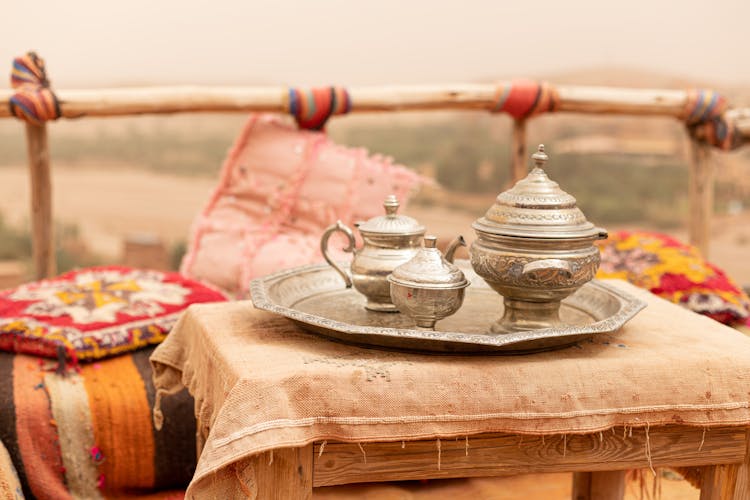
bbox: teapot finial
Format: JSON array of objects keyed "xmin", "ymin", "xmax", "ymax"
[
  {"xmin": 531, "ymin": 144, "xmax": 548, "ymax": 171},
  {"xmin": 383, "ymin": 194, "xmax": 400, "ymax": 216}
]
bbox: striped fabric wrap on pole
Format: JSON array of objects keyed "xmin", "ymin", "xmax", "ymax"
[
  {"xmin": 691, "ymin": 116, "xmax": 741, "ymax": 151},
  {"xmin": 9, "ymin": 52, "xmax": 60, "ymax": 125},
  {"xmin": 288, "ymin": 86, "xmax": 351, "ymax": 130},
  {"xmin": 682, "ymin": 89, "xmax": 741, "ymax": 150},
  {"xmin": 682, "ymin": 89, "xmax": 727, "ymax": 125},
  {"xmin": 491, "ymin": 80, "xmax": 559, "ymax": 119}
]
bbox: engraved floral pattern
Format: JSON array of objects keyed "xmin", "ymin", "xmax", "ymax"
[
  {"xmin": 483, "ymin": 209, "xmax": 585, "ymax": 225},
  {"xmin": 470, "ymin": 252, "xmax": 600, "ymax": 289}
]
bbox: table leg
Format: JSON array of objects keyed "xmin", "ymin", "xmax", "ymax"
[
  {"xmin": 700, "ymin": 465, "xmax": 740, "ymax": 500},
  {"xmin": 253, "ymin": 445, "xmax": 313, "ymax": 500},
  {"xmin": 700, "ymin": 430, "xmax": 750, "ymax": 500},
  {"xmin": 572, "ymin": 471, "xmax": 626, "ymax": 500}
]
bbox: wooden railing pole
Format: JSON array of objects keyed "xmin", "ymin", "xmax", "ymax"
[
  {"xmin": 688, "ymin": 137, "xmax": 714, "ymax": 257},
  {"xmin": 25, "ymin": 123, "xmax": 55, "ymax": 279},
  {"xmin": 511, "ymin": 119, "xmax": 528, "ymax": 183},
  {"xmin": 0, "ymin": 84, "xmax": 719, "ymax": 121}
]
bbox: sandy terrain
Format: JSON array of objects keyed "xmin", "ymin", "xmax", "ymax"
[
  {"xmin": 0, "ymin": 165, "xmax": 217, "ymax": 257},
  {"xmin": 1, "ymin": 165, "xmax": 748, "ymax": 284}
]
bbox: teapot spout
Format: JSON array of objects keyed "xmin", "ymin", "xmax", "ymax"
[{"xmin": 444, "ymin": 235, "xmax": 467, "ymax": 263}]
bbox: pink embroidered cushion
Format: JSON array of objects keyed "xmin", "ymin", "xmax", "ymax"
[
  {"xmin": 181, "ymin": 114, "xmax": 422, "ymax": 294},
  {"xmin": 0, "ymin": 266, "xmax": 228, "ymax": 363}
]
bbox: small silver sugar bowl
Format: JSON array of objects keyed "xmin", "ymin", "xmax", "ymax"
[
  {"xmin": 388, "ymin": 235, "xmax": 469, "ymax": 329},
  {"xmin": 320, "ymin": 195, "xmax": 425, "ymax": 312}
]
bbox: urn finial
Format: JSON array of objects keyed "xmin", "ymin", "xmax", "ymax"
[{"xmin": 531, "ymin": 144, "xmax": 548, "ymax": 170}]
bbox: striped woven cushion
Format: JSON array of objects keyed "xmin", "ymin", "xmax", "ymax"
[{"xmin": 0, "ymin": 346, "xmax": 193, "ymax": 499}]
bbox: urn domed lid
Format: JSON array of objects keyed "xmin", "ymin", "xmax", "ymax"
[
  {"xmin": 472, "ymin": 145, "xmax": 606, "ymax": 240},
  {"xmin": 357, "ymin": 195, "xmax": 425, "ymax": 236},
  {"xmin": 388, "ymin": 236, "xmax": 469, "ymax": 289}
]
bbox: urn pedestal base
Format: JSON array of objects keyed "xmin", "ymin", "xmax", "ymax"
[{"xmin": 491, "ymin": 298, "xmax": 563, "ymax": 334}]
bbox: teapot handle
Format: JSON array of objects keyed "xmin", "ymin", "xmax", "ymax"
[{"xmin": 320, "ymin": 220, "xmax": 357, "ymax": 288}]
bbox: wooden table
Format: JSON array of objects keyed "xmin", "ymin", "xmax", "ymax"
[
  {"xmin": 248, "ymin": 427, "xmax": 749, "ymax": 499},
  {"xmin": 150, "ymin": 282, "xmax": 750, "ymax": 499}
]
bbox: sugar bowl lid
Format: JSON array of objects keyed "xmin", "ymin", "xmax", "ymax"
[
  {"xmin": 472, "ymin": 145, "xmax": 606, "ymax": 240},
  {"xmin": 357, "ymin": 195, "xmax": 425, "ymax": 236},
  {"xmin": 388, "ymin": 236, "xmax": 469, "ymax": 289}
]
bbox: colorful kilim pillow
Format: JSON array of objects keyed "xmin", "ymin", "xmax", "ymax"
[
  {"xmin": 0, "ymin": 266, "xmax": 227, "ymax": 363},
  {"xmin": 0, "ymin": 348, "xmax": 194, "ymax": 498},
  {"xmin": 596, "ymin": 231, "xmax": 750, "ymax": 325}
]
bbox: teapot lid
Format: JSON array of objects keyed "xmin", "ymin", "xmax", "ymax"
[
  {"xmin": 472, "ymin": 145, "xmax": 605, "ymax": 240},
  {"xmin": 388, "ymin": 236, "xmax": 469, "ymax": 289},
  {"xmin": 357, "ymin": 195, "xmax": 425, "ymax": 236}
]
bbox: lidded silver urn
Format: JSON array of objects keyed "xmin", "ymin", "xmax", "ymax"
[
  {"xmin": 470, "ymin": 145, "xmax": 608, "ymax": 333},
  {"xmin": 320, "ymin": 195, "xmax": 425, "ymax": 312}
]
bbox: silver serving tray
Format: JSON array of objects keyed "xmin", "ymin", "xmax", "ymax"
[{"xmin": 250, "ymin": 261, "xmax": 646, "ymax": 354}]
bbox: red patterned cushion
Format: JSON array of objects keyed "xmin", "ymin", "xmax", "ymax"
[
  {"xmin": 597, "ymin": 231, "xmax": 750, "ymax": 325},
  {"xmin": 0, "ymin": 266, "xmax": 227, "ymax": 363}
]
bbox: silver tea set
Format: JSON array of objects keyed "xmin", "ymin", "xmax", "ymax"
[{"xmin": 320, "ymin": 145, "xmax": 608, "ymax": 333}]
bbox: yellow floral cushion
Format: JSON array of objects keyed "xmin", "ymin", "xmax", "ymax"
[{"xmin": 597, "ymin": 231, "xmax": 750, "ymax": 325}]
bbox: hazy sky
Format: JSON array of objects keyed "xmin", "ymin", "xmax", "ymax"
[{"xmin": 4, "ymin": 0, "xmax": 749, "ymax": 87}]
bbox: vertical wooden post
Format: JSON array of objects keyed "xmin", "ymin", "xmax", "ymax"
[
  {"xmin": 700, "ymin": 465, "xmax": 739, "ymax": 500},
  {"xmin": 688, "ymin": 138, "xmax": 714, "ymax": 257},
  {"xmin": 699, "ymin": 429, "xmax": 750, "ymax": 500},
  {"xmin": 572, "ymin": 471, "xmax": 626, "ymax": 500},
  {"xmin": 511, "ymin": 119, "xmax": 528, "ymax": 184},
  {"xmin": 734, "ymin": 429, "xmax": 750, "ymax": 500},
  {"xmin": 253, "ymin": 445, "xmax": 313, "ymax": 499},
  {"xmin": 25, "ymin": 123, "xmax": 55, "ymax": 279},
  {"xmin": 572, "ymin": 471, "xmax": 592, "ymax": 499}
]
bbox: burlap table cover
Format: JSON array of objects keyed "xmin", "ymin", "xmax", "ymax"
[{"xmin": 151, "ymin": 280, "xmax": 750, "ymax": 497}]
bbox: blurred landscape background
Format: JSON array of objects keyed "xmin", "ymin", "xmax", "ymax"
[{"xmin": 2, "ymin": 1, "xmax": 749, "ymax": 287}]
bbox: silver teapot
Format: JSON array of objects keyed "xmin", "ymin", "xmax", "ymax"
[
  {"xmin": 470, "ymin": 145, "xmax": 608, "ymax": 333},
  {"xmin": 320, "ymin": 195, "xmax": 425, "ymax": 312}
]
